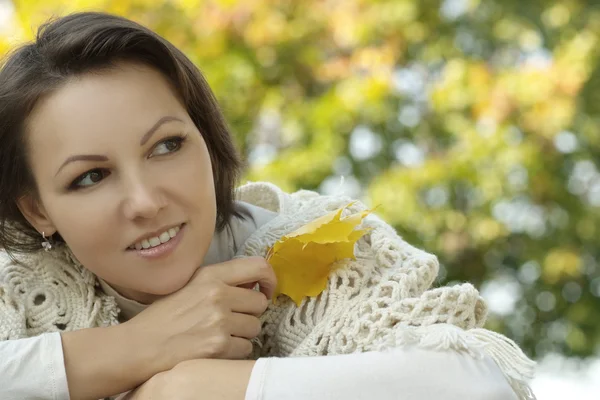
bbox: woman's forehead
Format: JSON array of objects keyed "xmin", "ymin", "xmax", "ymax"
[
  {"xmin": 27, "ymin": 64, "xmax": 184, "ymax": 151},
  {"xmin": 35, "ymin": 64, "xmax": 177, "ymax": 120}
]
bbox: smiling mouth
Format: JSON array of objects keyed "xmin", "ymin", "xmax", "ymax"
[{"xmin": 127, "ymin": 223, "xmax": 185, "ymax": 251}]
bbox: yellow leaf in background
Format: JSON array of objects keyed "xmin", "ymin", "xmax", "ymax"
[{"xmin": 266, "ymin": 203, "xmax": 371, "ymax": 306}]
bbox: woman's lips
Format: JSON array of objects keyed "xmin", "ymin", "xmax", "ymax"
[{"xmin": 128, "ymin": 223, "xmax": 186, "ymax": 259}]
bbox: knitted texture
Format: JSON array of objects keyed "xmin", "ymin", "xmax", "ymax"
[
  {"xmin": 0, "ymin": 181, "xmax": 536, "ymax": 399},
  {"xmin": 0, "ymin": 247, "xmax": 119, "ymax": 341},
  {"xmin": 236, "ymin": 182, "xmax": 536, "ymax": 399},
  {"xmin": 236, "ymin": 183, "xmax": 486, "ymax": 356}
]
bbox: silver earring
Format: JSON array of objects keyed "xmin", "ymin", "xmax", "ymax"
[{"xmin": 41, "ymin": 232, "xmax": 52, "ymax": 252}]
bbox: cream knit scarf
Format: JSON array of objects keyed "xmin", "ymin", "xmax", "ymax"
[{"xmin": 0, "ymin": 182, "xmax": 536, "ymax": 399}]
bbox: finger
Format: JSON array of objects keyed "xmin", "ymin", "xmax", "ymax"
[
  {"xmin": 203, "ymin": 257, "xmax": 277, "ymax": 300},
  {"xmin": 238, "ymin": 282, "xmax": 258, "ymax": 290},
  {"xmin": 225, "ymin": 286, "xmax": 269, "ymax": 316},
  {"xmin": 116, "ymin": 392, "xmax": 134, "ymax": 400},
  {"xmin": 223, "ymin": 336, "xmax": 254, "ymax": 359},
  {"xmin": 228, "ymin": 312, "xmax": 261, "ymax": 339}
]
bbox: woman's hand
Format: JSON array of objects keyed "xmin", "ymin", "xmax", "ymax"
[
  {"xmin": 60, "ymin": 257, "xmax": 273, "ymax": 400},
  {"xmin": 122, "ymin": 359, "xmax": 256, "ymax": 400},
  {"xmin": 122, "ymin": 256, "xmax": 276, "ymax": 374}
]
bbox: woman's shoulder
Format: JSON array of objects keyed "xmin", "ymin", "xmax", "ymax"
[
  {"xmin": 236, "ymin": 181, "xmax": 373, "ymax": 232},
  {"xmin": 236, "ymin": 181, "xmax": 436, "ymax": 268},
  {"xmin": 239, "ymin": 184, "xmax": 535, "ymax": 398},
  {"xmin": 235, "ymin": 182, "xmax": 374, "ymax": 257},
  {"xmin": 237, "ymin": 180, "xmax": 360, "ymax": 213}
]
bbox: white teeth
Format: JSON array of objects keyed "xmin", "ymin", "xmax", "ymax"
[
  {"xmin": 159, "ymin": 232, "xmax": 170, "ymax": 243},
  {"xmin": 131, "ymin": 225, "xmax": 181, "ymax": 250}
]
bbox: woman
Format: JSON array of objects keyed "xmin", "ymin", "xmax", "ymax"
[{"xmin": 0, "ymin": 12, "xmax": 535, "ymax": 400}]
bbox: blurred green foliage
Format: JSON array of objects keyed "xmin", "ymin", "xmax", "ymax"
[{"xmin": 2, "ymin": 0, "xmax": 600, "ymax": 359}]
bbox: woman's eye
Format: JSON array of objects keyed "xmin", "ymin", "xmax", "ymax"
[
  {"xmin": 71, "ymin": 169, "xmax": 109, "ymax": 189},
  {"xmin": 151, "ymin": 136, "xmax": 185, "ymax": 157}
]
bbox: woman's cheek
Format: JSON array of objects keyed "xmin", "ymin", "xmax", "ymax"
[{"xmin": 55, "ymin": 199, "xmax": 121, "ymax": 269}]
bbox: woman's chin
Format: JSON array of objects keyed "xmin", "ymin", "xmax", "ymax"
[{"xmin": 142, "ymin": 271, "xmax": 195, "ymax": 297}]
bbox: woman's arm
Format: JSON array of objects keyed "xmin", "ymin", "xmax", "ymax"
[
  {"xmin": 246, "ymin": 347, "xmax": 519, "ymax": 400},
  {"xmin": 0, "ymin": 326, "xmax": 160, "ymax": 400},
  {"xmin": 0, "ymin": 334, "xmax": 69, "ymax": 400},
  {"xmin": 127, "ymin": 347, "xmax": 519, "ymax": 400},
  {"xmin": 61, "ymin": 324, "xmax": 161, "ymax": 399},
  {"xmin": 0, "ymin": 257, "xmax": 276, "ymax": 400},
  {"xmin": 123, "ymin": 359, "xmax": 255, "ymax": 400}
]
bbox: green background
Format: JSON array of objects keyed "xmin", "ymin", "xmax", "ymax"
[{"xmin": 2, "ymin": 0, "xmax": 599, "ymax": 361}]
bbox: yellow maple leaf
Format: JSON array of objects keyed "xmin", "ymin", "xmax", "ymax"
[{"xmin": 266, "ymin": 203, "xmax": 371, "ymax": 306}]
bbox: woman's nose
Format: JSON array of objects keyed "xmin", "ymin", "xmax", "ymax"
[{"xmin": 122, "ymin": 179, "xmax": 166, "ymax": 221}]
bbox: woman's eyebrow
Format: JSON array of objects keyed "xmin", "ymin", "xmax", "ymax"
[
  {"xmin": 139, "ymin": 116, "xmax": 184, "ymax": 146},
  {"xmin": 55, "ymin": 116, "xmax": 185, "ymax": 177},
  {"xmin": 55, "ymin": 154, "xmax": 108, "ymax": 177}
]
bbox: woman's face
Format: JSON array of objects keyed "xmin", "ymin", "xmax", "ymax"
[{"xmin": 20, "ymin": 62, "xmax": 217, "ymax": 303}]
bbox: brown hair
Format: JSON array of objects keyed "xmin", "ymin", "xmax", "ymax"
[{"xmin": 0, "ymin": 12, "xmax": 242, "ymax": 255}]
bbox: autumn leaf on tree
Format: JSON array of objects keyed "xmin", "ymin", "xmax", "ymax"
[{"xmin": 266, "ymin": 203, "xmax": 371, "ymax": 306}]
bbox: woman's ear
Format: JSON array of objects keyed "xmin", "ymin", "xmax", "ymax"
[{"xmin": 16, "ymin": 194, "xmax": 57, "ymax": 236}]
